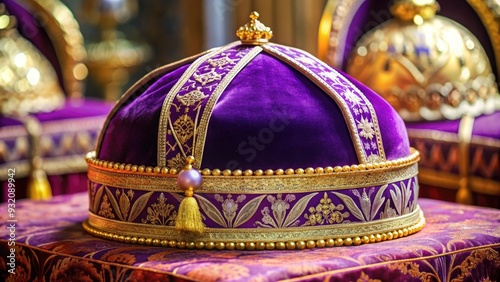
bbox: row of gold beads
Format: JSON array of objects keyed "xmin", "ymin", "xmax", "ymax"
[
  {"xmin": 84, "ymin": 219, "xmax": 425, "ymax": 250},
  {"xmin": 86, "ymin": 150, "xmax": 419, "ymax": 176}
]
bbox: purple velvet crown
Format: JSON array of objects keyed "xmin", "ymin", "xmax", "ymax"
[{"xmin": 84, "ymin": 14, "xmax": 424, "ymax": 250}]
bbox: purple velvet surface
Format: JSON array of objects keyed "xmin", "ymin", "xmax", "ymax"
[
  {"xmin": 337, "ymin": 0, "xmax": 497, "ymax": 79},
  {"xmin": 99, "ymin": 48, "xmax": 410, "ymax": 169},
  {"xmin": 1, "ymin": 0, "xmax": 64, "ymax": 91},
  {"xmin": 99, "ymin": 64, "xmax": 191, "ymax": 166},
  {"xmin": 1, "ymin": 193, "xmax": 499, "ymax": 281}
]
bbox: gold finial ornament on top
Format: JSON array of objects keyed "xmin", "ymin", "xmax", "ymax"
[
  {"xmin": 0, "ymin": 4, "xmax": 64, "ymax": 115},
  {"xmin": 346, "ymin": 0, "xmax": 500, "ymax": 121},
  {"xmin": 236, "ymin": 11, "xmax": 273, "ymax": 44}
]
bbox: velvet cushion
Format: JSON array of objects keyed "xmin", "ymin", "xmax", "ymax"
[
  {"xmin": 0, "ymin": 100, "xmax": 112, "ymax": 202},
  {"xmin": 406, "ymin": 111, "xmax": 500, "ymax": 208},
  {"xmin": 99, "ymin": 50, "xmax": 410, "ymax": 170},
  {"xmin": 1, "ymin": 192, "xmax": 499, "ymax": 281}
]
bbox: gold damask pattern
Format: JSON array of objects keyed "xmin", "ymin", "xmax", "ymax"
[
  {"xmin": 141, "ymin": 193, "xmax": 177, "ymax": 226},
  {"xmin": 303, "ymin": 192, "xmax": 349, "ymax": 226}
]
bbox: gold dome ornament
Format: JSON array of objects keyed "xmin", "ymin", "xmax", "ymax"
[
  {"xmin": 346, "ymin": 0, "xmax": 500, "ymax": 121},
  {"xmin": 0, "ymin": 4, "xmax": 64, "ymax": 115},
  {"xmin": 236, "ymin": 11, "xmax": 273, "ymax": 44}
]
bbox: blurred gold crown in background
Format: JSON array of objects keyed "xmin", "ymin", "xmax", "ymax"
[
  {"xmin": 0, "ymin": 4, "xmax": 64, "ymax": 115},
  {"xmin": 347, "ymin": 0, "xmax": 500, "ymax": 121}
]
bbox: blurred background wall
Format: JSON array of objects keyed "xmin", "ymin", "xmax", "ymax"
[{"xmin": 60, "ymin": 0, "xmax": 327, "ymax": 100}]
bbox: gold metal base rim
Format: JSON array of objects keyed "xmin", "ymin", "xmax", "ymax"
[{"xmin": 82, "ymin": 214, "xmax": 426, "ymax": 251}]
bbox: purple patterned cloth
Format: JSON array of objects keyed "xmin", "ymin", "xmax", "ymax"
[
  {"xmin": 0, "ymin": 100, "xmax": 112, "ymax": 202},
  {"xmin": 0, "ymin": 192, "xmax": 499, "ymax": 281}
]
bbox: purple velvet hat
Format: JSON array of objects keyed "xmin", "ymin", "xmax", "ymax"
[{"xmin": 84, "ymin": 12, "xmax": 424, "ymax": 250}]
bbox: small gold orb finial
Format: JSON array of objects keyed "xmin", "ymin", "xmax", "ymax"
[{"xmin": 236, "ymin": 11, "xmax": 273, "ymax": 45}]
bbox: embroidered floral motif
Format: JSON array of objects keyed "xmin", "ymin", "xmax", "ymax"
[
  {"xmin": 380, "ymin": 200, "xmax": 397, "ymax": 219},
  {"xmin": 303, "ymin": 192, "xmax": 349, "ymax": 226},
  {"xmin": 193, "ymin": 69, "xmax": 222, "ymax": 85},
  {"xmin": 356, "ymin": 271, "xmax": 382, "ymax": 282},
  {"xmin": 197, "ymin": 194, "xmax": 266, "ymax": 228},
  {"xmin": 207, "ymin": 56, "xmax": 234, "ymax": 68},
  {"xmin": 357, "ymin": 117, "xmax": 375, "ymax": 140},
  {"xmin": 50, "ymin": 257, "xmax": 104, "ymax": 282},
  {"xmin": 172, "ymin": 114, "xmax": 195, "ymax": 145},
  {"xmin": 333, "ymin": 184, "xmax": 388, "ymax": 222},
  {"xmin": 452, "ymin": 248, "xmax": 500, "ymax": 282},
  {"xmin": 344, "ymin": 89, "xmax": 363, "ymax": 105},
  {"xmin": 255, "ymin": 193, "xmax": 317, "ymax": 228},
  {"xmin": 388, "ymin": 262, "xmax": 435, "ymax": 281},
  {"xmin": 98, "ymin": 194, "xmax": 115, "ymax": 219},
  {"xmin": 187, "ymin": 263, "xmax": 250, "ymax": 281},
  {"xmin": 215, "ymin": 194, "xmax": 246, "ymax": 227},
  {"xmin": 390, "ymin": 179, "xmax": 415, "ymax": 216},
  {"xmin": 177, "ymin": 87, "xmax": 208, "ymax": 106},
  {"xmin": 142, "ymin": 193, "xmax": 177, "ymax": 226}
]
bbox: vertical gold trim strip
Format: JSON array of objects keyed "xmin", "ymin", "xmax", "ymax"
[
  {"xmin": 157, "ymin": 42, "xmax": 242, "ymax": 167},
  {"xmin": 456, "ymin": 114, "xmax": 475, "ymax": 205},
  {"xmin": 95, "ymin": 50, "xmax": 213, "ymax": 156},
  {"xmin": 194, "ymin": 46, "xmax": 263, "ymax": 168}
]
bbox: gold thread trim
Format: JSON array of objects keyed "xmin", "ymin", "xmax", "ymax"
[
  {"xmin": 194, "ymin": 46, "xmax": 263, "ymax": 167},
  {"xmin": 95, "ymin": 49, "xmax": 216, "ymax": 156},
  {"xmin": 157, "ymin": 42, "xmax": 242, "ymax": 167},
  {"xmin": 263, "ymin": 43, "xmax": 386, "ymax": 163},
  {"xmin": 86, "ymin": 155, "xmax": 419, "ymax": 194},
  {"xmin": 84, "ymin": 208, "xmax": 424, "ymax": 250}
]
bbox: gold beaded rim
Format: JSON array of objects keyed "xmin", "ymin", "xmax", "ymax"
[
  {"xmin": 82, "ymin": 217, "xmax": 425, "ymax": 250},
  {"xmin": 85, "ymin": 148, "xmax": 419, "ymax": 177}
]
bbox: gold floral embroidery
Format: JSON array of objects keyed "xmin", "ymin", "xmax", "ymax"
[
  {"xmin": 452, "ymin": 248, "xmax": 500, "ymax": 282},
  {"xmin": 207, "ymin": 56, "xmax": 233, "ymax": 68},
  {"xmin": 356, "ymin": 271, "xmax": 382, "ymax": 282},
  {"xmin": 193, "ymin": 69, "xmax": 222, "ymax": 85},
  {"xmin": 255, "ymin": 193, "xmax": 317, "ymax": 228},
  {"xmin": 177, "ymin": 87, "xmax": 208, "ymax": 107},
  {"xmin": 388, "ymin": 262, "xmax": 435, "ymax": 281},
  {"xmin": 98, "ymin": 194, "xmax": 115, "ymax": 219},
  {"xmin": 357, "ymin": 117, "xmax": 375, "ymax": 140},
  {"xmin": 166, "ymin": 153, "xmax": 186, "ymax": 171},
  {"xmin": 172, "ymin": 114, "xmax": 195, "ymax": 144},
  {"xmin": 196, "ymin": 194, "xmax": 265, "ymax": 228},
  {"xmin": 215, "ymin": 194, "xmax": 246, "ymax": 226},
  {"xmin": 380, "ymin": 200, "xmax": 397, "ymax": 219},
  {"xmin": 187, "ymin": 263, "xmax": 250, "ymax": 282},
  {"xmin": 141, "ymin": 193, "xmax": 177, "ymax": 226},
  {"xmin": 303, "ymin": 192, "xmax": 349, "ymax": 226},
  {"xmin": 49, "ymin": 257, "xmax": 104, "ymax": 282}
]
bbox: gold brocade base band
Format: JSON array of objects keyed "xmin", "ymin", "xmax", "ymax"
[{"xmin": 83, "ymin": 208, "xmax": 425, "ymax": 250}]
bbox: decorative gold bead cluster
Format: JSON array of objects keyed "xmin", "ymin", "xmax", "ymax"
[
  {"xmin": 86, "ymin": 149, "xmax": 419, "ymax": 177},
  {"xmin": 83, "ymin": 218, "xmax": 425, "ymax": 250}
]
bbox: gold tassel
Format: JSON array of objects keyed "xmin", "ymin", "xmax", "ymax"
[
  {"xmin": 175, "ymin": 156, "xmax": 204, "ymax": 233},
  {"xmin": 28, "ymin": 167, "xmax": 52, "ymax": 200}
]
